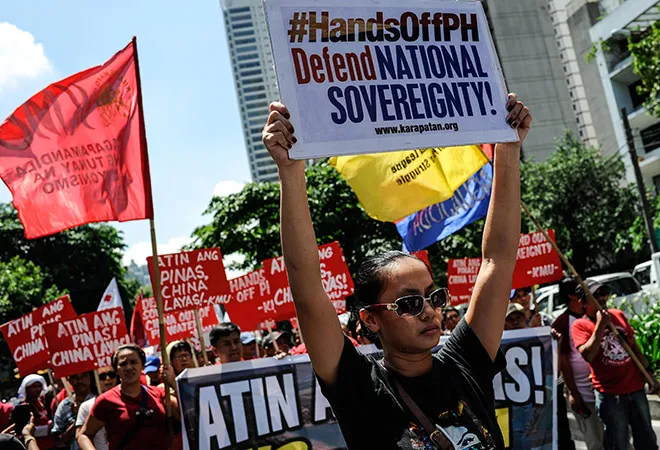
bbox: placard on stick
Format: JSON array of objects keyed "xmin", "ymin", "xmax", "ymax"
[
  {"xmin": 139, "ymin": 296, "xmax": 219, "ymax": 343},
  {"xmin": 147, "ymin": 248, "xmax": 230, "ymax": 313},
  {"xmin": 447, "ymin": 230, "xmax": 563, "ymax": 305},
  {"xmin": 0, "ymin": 296, "xmax": 76, "ymax": 376},
  {"xmin": 44, "ymin": 307, "xmax": 130, "ymax": 378},
  {"xmin": 264, "ymin": 0, "xmax": 518, "ymax": 158}
]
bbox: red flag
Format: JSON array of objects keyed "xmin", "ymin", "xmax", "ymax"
[
  {"xmin": 130, "ymin": 292, "xmax": 148, "ymax": 347},
  {"xmin": 0, "ymin": 39, "xmax": 153, "ymax": 239}
]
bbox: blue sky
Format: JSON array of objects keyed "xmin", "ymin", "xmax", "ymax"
[{"xmin": 0, "ymin": 1, "xmax": 251, "ymax": 267}]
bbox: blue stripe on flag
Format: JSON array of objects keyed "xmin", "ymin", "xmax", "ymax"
[{"xmin": 396, "ymin": 164, "xmax": 493, "ymax": 252}]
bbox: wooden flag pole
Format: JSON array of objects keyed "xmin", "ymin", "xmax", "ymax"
[
  {"xmin": 93, "ymin": 370, "xmax": 102, "ymax": 395},
  {"xmin": 193, "ymin": 309, "xmax": 209, "ymax": 366},
  {"xmin": 254, "ymin": 330, "xmax": 261, "ymax": 358},
  {"xmin": 266, "ymin": 322, "xmax": 280, "ymax": 353},
  {"xmin": 477, "ymin": 146, "xmax": 655, "ymax": 388},
  {"xmin": 133, "ymin": 35, "xmax": 173, "ymax": 446},
  {"xmin": 186, "ymin": 339, "xmax": 199, "ymax": 368}
]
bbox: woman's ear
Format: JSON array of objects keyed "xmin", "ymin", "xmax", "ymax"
[{"xmin": 359, "ymin": 308, "xmax": 380, "ymax": 334}]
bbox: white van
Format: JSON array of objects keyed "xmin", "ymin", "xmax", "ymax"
[{"xmin": 633, "ymin": 252, "xmax": 660, "ymax": 291}]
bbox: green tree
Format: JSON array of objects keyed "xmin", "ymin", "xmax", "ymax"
[
  {"xmin": 189, "ymin": 162, "xmax": 485, "ymax": 284},
  {"xmin": 0, "ymin": 256, "xmax": 65, "ymax": 325},
  {"xmin": 0, "ymin": 203, "xmax": 139, "ymax": 315},
  {"xmin": 629, "ymin": 18, "xmax": 660, "ymax": 117},
  {"xmin": 520, "ymin": 132, "xmax": 643, "ymax": 275}
]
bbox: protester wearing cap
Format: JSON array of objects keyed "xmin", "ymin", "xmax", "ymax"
[
  {"xmin": 261, "ymin": 331, "xmax": 291, "ymax": 357},
  {"xmin": 510, "ymin": 287, "xmax": 552, "ymax": 327},
  {"xmin": 262, "ymin": 94, "xmax": 532, "ymax": 449},
  {"xmin": 209, "ymin": 322, "xmax": 243, "ymax": 364},
  {"xmin": 74, "ymin": 367, "xmax": 117, "ymax": 450},
  {"xmin": 550, "ymin": 277, "xmax": 603, "ymax": 450},
  {"xmin": 442, "ymin": 307, "xmax": 461, "ymax": 335},
  {"xmin": 79, "ymin": 344, "xmax": 179, "ymax": 450},
  {"xmin": 504, "ymin": 303, "xmax": 526, "ymax": 330},
  {"xmin": 17, "ymin": 375, "xmax": 54, "ymax": 450},
  {"xmin": 52, "ymin": 371, "xmax": 96, "ymax": 450},
  {"xmin": 166, "ymin": 341, "xmax": 194, "ymax": 376},
  {"xmin": 572, "ymin": 278, "xmax": 659, "ymax": 450},
  {"xmin": 142, "ymin": 356, "xmax": 161, "ymax": 387},
  {"xmin": 240, "ymin": 332, "xmax": 258, "ymax": 360}
]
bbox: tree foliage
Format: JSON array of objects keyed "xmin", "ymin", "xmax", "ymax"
[
  {"xmin": 0, "ymin": 203, "xmax": 139, "ymax": 315},
  {"xmin": 189, "ymin": 162, "xmax": 484, "ymax": 284},
  {"xmin": 0, "ymin": 256, "xmax": 66, "ymax": 325},
  {"xmin": 520, "ymin": 132, "xmax": 643, "ymax": 275},
  {"xmin": 629, "ymin": 18, "xmax": 660, "ymax": 117}
]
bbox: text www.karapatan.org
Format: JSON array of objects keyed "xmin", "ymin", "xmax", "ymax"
[{"xmin": 374, "ymin": 122, "xmax": 459, "ymax": 136}]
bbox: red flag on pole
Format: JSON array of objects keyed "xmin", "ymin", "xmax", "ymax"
[
  {"xmin": 130, "ymin": 292, "xmax": 148, "ymax": 348},
  {"xmin": 0, "ymin": 40, "xmax": 153, "ymax": 239}
]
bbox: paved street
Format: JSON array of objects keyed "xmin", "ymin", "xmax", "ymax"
[{"xmin": 569, "ymin": 412, "xmax": 660, "ymax": 449}]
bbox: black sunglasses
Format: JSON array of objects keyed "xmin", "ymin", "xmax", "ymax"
[
  {"xmin": 363, "ymin": 288, "xmax": 449, "ymax": 317},
  {"xmin": 99, "ymin": 372, "xmax": 117, "ymax": 381}
]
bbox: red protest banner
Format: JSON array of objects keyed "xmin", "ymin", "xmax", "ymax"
[
  {"xmin": 0, "ymin": 40, "xmax": 153, "ymax": 239},
  {"xmin": 225, "ymin": 242, "xmax": 354, "ymax": 331},
  {"xmin": 512, "ymin": 229, "xmax": 562, "ymax": 289},
  {"xmin": 447, "ymin": 257, "xmax": 482, "ymax": 305},
  {"xmin": 44, "ymin": 307, "xmax": 130, "ymax": 378},
  {"xmin": 139, "ymin": 296, "xmax": 219, "ymax": 344},
  {"xmin": 447, "ymin": 230, "xmax": 563, "ymax": 304},
  {"xmin": 0, "ymin": 296, "xmax": 77, "ymax": 376},
  {"xmin": 147, "ymin": 248, "xmax": 230, "ymax": 313}
]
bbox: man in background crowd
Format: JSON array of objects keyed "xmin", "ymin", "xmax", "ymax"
[
  {"xmin": 210, "ymin": 323, "xmax": 243, "ymax": 364},
  {"xmin": 240, "ymin": 332, "xmax": 258, "ymax": 360},
  {"xmin": 504, "ymin": 302, "xmax": 527, "ymax": 330},
  {"xmin": 74, "ymin": 367, "xmax": 118, "ymax": 450},
  {"xmin": 143, "ymin": 355, "xmax": 162, "ymax": 386},
  {"xmin": 511, "ymin": 287, "xmax": 552, "ymax": 327},
  {"xmin": 442, "ymin": 307, "xmax": 461, "ymax": 335},
  {"xmin": 262, "ymin": 331, "xmax": 291, "ymax": 357},
  {"xmin": 552, "ymin": 277, "xmax": 604, "ymax": 450},
  {"xmin": 167, "ymin": 341, "xmax": 194, "ymax": 376},
  {"xmin": 52, "ymin": 372, "xmax": 95, "ymax": 450},
  {"xmin": 573, "ymin": 279, "xmax": 659, "ymax": 450}
]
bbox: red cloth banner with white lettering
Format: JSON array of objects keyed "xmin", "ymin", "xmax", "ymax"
[
  {"xmin": 0, "ymin": 296, "xmax": 77, "ymax": 376},
  {"xmin": 447, "ymin": 230, "xmax": 563, "ymax": 304},
  {"xmin": 511, "ymin": 229, "xmax": 562, "ymax": 289},
  {"xmin": 138, "ymin": 296, "xmax": 219, "ymax": 344},
  {"xmin": 225, "ymin": 242, "xmax": 354, "ymax": 331},
  {"xmin": 447, "ymin": 257, "xmax": 482, "ymax": 305},
  {"xmin": 43, "ymin": 307, "xmax": 130, "ymax": 378},
  {"xmin": 0, "ymin": 40, "xmax": 154, "ymax": 239},
  {"xmin": 147, "ymin": 248, "xmax": 230, "ymax": 314}
]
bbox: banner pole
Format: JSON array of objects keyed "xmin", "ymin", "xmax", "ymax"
[
  {"xmin": 255, "ymin": 330, "xmax": 261, "ymax": 358},
  {"xmin": 477, "ymin": 146, "xmax": 655, "ymax": 388},
  {"xmin": 193, "ymin": 309, "xmax": 209, "ymax": 366},
  {"xmin": 186, "ymin": 339, "xmax": 199, "ymax": 368},
  {"xmin": 93, "ymin": 370, "xmax": 102, "ymax": 395},
  {"xmin": 132, "ymin": 35, "xmax": 173, "ymax": 446},
  {"xmin": 266, "ymin": 322, "xmax": 280, "ymax": 353},
  {"xmin": 62, "ymin": 378, "xmax": 73, "ymax": 399}
]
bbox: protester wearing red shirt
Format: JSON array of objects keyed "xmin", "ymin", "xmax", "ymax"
[
  {"xmin": 78, "ymin": 344, "xmax": 179, "ymax": 450},
  {"xmin": 572, "ymin": 279, "xmax": 659, "ymax": 450}
]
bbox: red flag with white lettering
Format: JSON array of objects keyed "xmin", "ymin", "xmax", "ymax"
[{"xmin": 0, "ymin": 39, "xmax": 153, "ymax": 239}]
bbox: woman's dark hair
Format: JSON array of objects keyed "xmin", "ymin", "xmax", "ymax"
[
  {"xmin": 111, "ymin": 344, "xmax": 146, "ymax": 371},
  {"xmin": 354, "ymin": 251, "xmax": 423, "ymax": 307},
  {"xmin": 169, "ymin": 340, "xmax": 193, "ymax": 361}
]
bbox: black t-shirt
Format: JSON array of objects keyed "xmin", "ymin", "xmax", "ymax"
[{"xmin": 318, "ymin": 319, "xmax": 506, "ymax": 450}]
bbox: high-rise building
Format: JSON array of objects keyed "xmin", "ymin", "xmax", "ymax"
[
  {"xmin": 482, "ymin": 0, "xmax": 580, "ymax": 161},
  {"xmin": 221, "ymin": 0, "xmax": 280, "ymax": 183},
  {"xmin": 587, "ymin": 0, "xmax": 660, "ymax": 188}
]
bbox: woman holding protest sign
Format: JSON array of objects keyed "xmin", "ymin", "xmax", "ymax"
[
  {"xmin": 78, "ymin": 345, "xmax": 179, "ymax": 450},
  {"xmin": 262, "ymin": 94, "xmax": 532, "ymax": 449}
]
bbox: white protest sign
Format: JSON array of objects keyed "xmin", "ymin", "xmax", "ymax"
[{"xmin": 265, "ymin": 0, "xmax": 518, "ymax": 159}]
